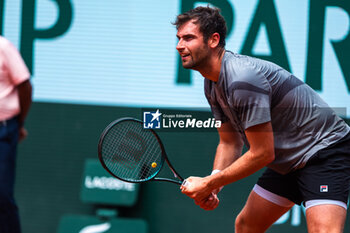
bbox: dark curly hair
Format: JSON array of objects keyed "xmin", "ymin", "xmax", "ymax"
[{"xmin": 173, "ymin": 6, "xmax": 227, "ymax": 48}]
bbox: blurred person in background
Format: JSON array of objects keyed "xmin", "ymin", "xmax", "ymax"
[{"xmin": 0, "ymin": 36, "xmax": 32, "ymax": 233}]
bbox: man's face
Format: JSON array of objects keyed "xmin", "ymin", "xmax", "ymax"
[{"xmin": 176, "ymin": 20, "xmax": 210, "ymax": 70}]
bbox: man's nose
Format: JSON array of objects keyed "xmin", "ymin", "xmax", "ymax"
[{"xmin": 176, "ymin": 40, "xmax": 184, "ymax": 51}]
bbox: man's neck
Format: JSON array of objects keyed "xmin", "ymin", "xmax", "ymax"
[{"xmin": 198, "ymin": 49, "xmax": 225, "ymax": 82}]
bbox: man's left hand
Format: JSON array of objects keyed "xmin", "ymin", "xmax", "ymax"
[{"xmin": 180, "ymin": 176, "xmax": 213, "ymax": 204}]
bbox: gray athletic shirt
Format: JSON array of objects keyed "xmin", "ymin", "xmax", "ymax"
[{"xmin": 205, "ymin": 51, "xmax": 350, "ymax": 174}]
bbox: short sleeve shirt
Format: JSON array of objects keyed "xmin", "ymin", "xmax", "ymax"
[
  {"xmin": 0, "ymin": 36, "xmax": 30, "ymax": 120},
  {"xmin": 205, "ymin": 51, "xmax": 350, "ymax": 174}
]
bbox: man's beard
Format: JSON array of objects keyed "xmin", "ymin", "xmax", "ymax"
[{"xmin": 182, "ymin": 47, "xmax": 210, "ymax": 70}]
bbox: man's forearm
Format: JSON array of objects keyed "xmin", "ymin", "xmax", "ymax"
[
  {"xmin": 208, "ymin": 148, "xmax": 274, "ymax": 191},
  {"xmin": 212, "ymin": 142, "xmax": 242, "ymax": 171},
  {"xmin": 17, "ymin": 80, "xmax": 32, "ymax": 125}
]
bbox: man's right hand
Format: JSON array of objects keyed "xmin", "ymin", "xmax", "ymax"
[
  {"xmin": 18, "ymin": 127, "xmax": 28, "ymax": 142},
  {"xmin": 195, "ymin": 192, "xmax": 220, "ymax": 211}
]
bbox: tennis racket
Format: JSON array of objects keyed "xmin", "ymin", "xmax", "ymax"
[{"xmin": 98, "ymin": 117, "xmax": 184, "ymax": 185}]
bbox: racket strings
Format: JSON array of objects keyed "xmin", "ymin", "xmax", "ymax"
[
  {"xmin": 101, "ymin": 120, "xmax": 163, "ymax": 182},
  {"xmin": 131, "ymin": 137, "xmax": 161, "ymax": 179}
]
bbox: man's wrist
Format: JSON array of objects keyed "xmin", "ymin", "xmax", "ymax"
[
  {"xmin": 209, "ymin": 169, "xmax": 224, "ymax": 192},
  {"xmin": 211, "ymin": 169, "xmax": 221, "ymax": 175}
]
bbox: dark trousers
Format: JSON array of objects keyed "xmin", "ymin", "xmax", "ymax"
[{"xmin": 0, "ymin": 117, "xmax": 21, "ymax": 233}]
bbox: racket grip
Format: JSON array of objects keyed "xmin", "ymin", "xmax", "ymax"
[{"xmin": 182, "ymin": 179, "xmax": 189, "ymax": 187}]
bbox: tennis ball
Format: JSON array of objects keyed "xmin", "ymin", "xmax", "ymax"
[{"xmin": 151, "ymin": 162, "xmax": 157, "ymax": 168}]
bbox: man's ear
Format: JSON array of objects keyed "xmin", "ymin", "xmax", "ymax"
[{"xmin": 208, "ymin": 32, "xmax": 220, "ymax": 48}]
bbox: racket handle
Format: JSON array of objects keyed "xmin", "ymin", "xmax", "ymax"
[
  {"xmin": 182, "ymin": 179, "xmax": 189, "ymax": 187},
  {"xmin": 208, "ymin": 193, "xmax": 216, "ymax": 201}
]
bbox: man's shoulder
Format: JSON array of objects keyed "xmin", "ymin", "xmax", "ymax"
[
  {"xmin": 222, "ymin": 52, "xmax": 264, "ymax": 83},
  {"xmin": 0, "ymin": 36, "xmax": 15, "ymax": 52},
  {"xmin": 0, "ymin": 36, "xmax": 11, "ymax": 46},
  {"xmin": 220, "ymin": 51, "xmax": 274, "ymax": 96}
]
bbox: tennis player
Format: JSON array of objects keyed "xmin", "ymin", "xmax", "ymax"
[{"xmin": 175, "ymin": 6, "xmax": 350, "ymax": 233}]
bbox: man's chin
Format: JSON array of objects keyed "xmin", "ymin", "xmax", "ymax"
[{"xmin": 182, "ymin": 63, "xmax": 194, "ymax": 69}]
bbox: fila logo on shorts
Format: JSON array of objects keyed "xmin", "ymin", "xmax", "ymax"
[{"xmin": 320, "ymin": 185, "xmax": 328, "ymax": 192}]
